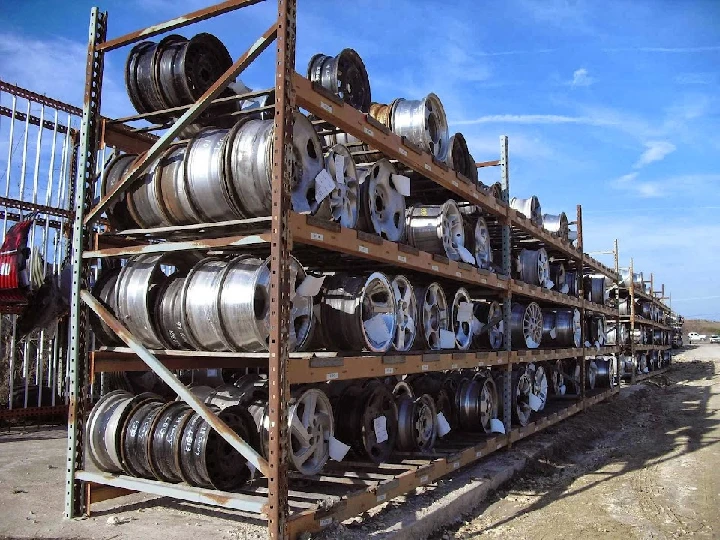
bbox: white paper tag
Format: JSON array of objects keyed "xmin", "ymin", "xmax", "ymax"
[
  {"xmin": 457, "ymin": 302, "xmax": 473, "ymax": 323},
  {"xmin": 440, "ymin": 328, "xmax": 456, "ymax": 349},
  {"xmin": 436, "ymin": 412, "xmax": 451, "ymax": 437},
  {"xmin": 549, "ymin": 327, "xmax": 557, "ymax": 339},
  {"xmin": 334, "ymin": 154, "xmax": 345, "ymax": 184},
  {"xmin": 391, "ymin": 174, "xmax": 411, "ymax": 196},
  {"xmin": 561, "ymin": 284, "xmax": 569, "ymax": 295},
  {"xmin": 329, "ymin": 436, "xmax": 351, "ymax": 461},
  {"xmin": 528, "ymin": 393, "xmax": 542, "ymax": 411},
  {"xmin": 526, "ymin": 336, "xmax": 539, "ymax": 349},
  {"xmin": 457, "ymin": 245, "xmax": 476, "ymax": 264},
  {"xmin": 490, "ymin": 418, "xmax": 506, "ymax": 434},
  {"xmin": 296, "ymin": 275, "xmax": 325, "ymax": 297},
  {"xmin": 498, "ymin": 320, "xmax": 504, "ymax": 333},
  {"xmin": 643, "ymin": 367, "xmax": 649, "ymax": 374},
  {"xmin": 247, "ymin": 460, "xmax": 257, "ymax": 481},
  {"xmin": 584, "ymin": 341, "xmax": 592, "ymax": 348},
  {"xmin": 471, "ymin": 316, "xmax": 484, "ymax": 336},
  {"xmin": 559, "ymin": 384, "xmax": 566, "ymax": 395},
  {"xmin": 374, "ymin": 415, "xmax": 388, "ymax": 443},
  {"xmin": 365, "ymin": 313, "xmax": 392, "ymax": 342},
  {"xmin": 314, "ymin": 169, "xmax": 336, "ymax": 203},
  {"xmin": 595, "ymin": 341, "xmax": 601, "ymax": 351},
  {"xmin": 545, "ymin": 279, "xmax": 554, "ymax": 290}
]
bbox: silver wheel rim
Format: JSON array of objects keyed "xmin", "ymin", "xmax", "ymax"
[
  {"xmin": 530, "ymin": 364, "xmax": 548, "ymax": 410},
  {"xmin": 451, "ymin": 288, "xmax": 472, "ymax": 350},
  {"xmin": 487, "ymin": 301, "xmax": 504, "ymax": 349},
  {"xmin": 474, "ymin": 217, "xmax": 492, "ymax": 269},
  {"xmin": 418, "ymin": 282, "xmax": 449, "ymax": 350},
  {"xmin": 288, "ymin": 388, "xmax": 333, "ymax": 475},
  {"xmin": 359, "ymin": 159, "xmax": 405, "ymax": 241},
  {"xmin": 391, "ymin": 275, "xmax": 417, "ymax": 352},
  {"xmin": 515, "ymin": 371, "xmax": 533, "ymax": 426},
  {"xmin": 315, "ymin": 144, "xmax": 359, "ymax": 228},
  {"xmin": 390, "ymin": 93, "xmax": 449, "ymax": 160},
  {"xmin": 360, "ymin": 273, "xmax": 396, "ymax": 352},
  {"xmin": 440, "ymin": 200, "xmax": 465, "ymax": 261}
]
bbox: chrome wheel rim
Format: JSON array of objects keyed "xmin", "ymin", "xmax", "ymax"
[
  {"xmin": 451, "ymin": 288, "xmax": 472, "ymax": 350},
  {"xmin": 474, "ymin": 217, "xmax": 492, "ymax": 269},
  {"xmin": 417, "ymin": 282, "xmax": 449, "ymax": 350},
  {"xmin": 358, "ymin": 159, "xmax": 405, "ymax": 241},
  {"xmin": 391, "ymin": 275, "xmax": 417, "ymax": 352},
  {"xmin": 315, "ymin": 144, "xmax": 359, "ymax": 228}
]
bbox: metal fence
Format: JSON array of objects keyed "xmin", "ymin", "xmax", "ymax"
[{"xmin": 0, "ymin": 80, "xmax": 81, "ymax": 419}]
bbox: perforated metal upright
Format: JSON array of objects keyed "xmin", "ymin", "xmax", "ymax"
[
  {"xmin": 65, "ymin": 7, "xmax": 107, "ymax": 518},
  {"xmin": 499, "ymin": 136, "xmax": 512, "ymax": 434},
  {"xmin": 64, "ymin": 2, "xmax": 297, "ymax": 537}
]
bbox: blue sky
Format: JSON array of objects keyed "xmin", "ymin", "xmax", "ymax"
[{"xmin": 1, "ymin": 0, "xmax": 718, "ymax": 318}]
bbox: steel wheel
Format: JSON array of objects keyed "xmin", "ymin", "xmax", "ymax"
[
  {"xmin": 450, "ymin": 288, "xmax": 472, "ymax": 351},
  {"xmin": 184, "ymin": 126, "xmax": 240, "ymax": 222},
  {"xmin": 307, "ymin": 49, "xmax": 371, "ymax": 112},
  {"xmin": 116, "ymin": 253, "xmax": 196, "ymax": 350},
  {"xmin": 510, "ymin": 196, "xmax": 542, "ymax": 226},
  {"xmin": 87, "ymin": 390, "xmax": 133, "ymax": 473},
  {"xmin": 91, "ymin": 267, "xmax": 123, "ymax": 346},
  {"xmin": 157, "ymin": 142, "xmax": 202, "ymax": 225},
  {"xmin": 216, "ymin": 254, "xmax": 314, "ymax": 352},
  {"xmin": 405, "ymin": 200, "xmax": 466, "ymax": 261},
  {"xmin": 445, "ymin": 133, "xmax": 478, "ymax": 182},
  {"xmin": 288, "ymin": 388, "xmax": 334, "ymax": 475},
  {"xmin": 395, "ymin": 390, "xmax": 437, "ymax": 453},
  {"xmin": 391, "ymin": 275, "xmax": 417, "ymax": 352},
  {"xmin": 415, "ymin": 282, "xmax": 449, "ymax": 350},
  {"xmin": 542, "ymin": 212, "xmax": 569, "ymax": 240},
  {"xmin": 390, "ymin": 93, "xmax": 449, "ymax": 160},
  {"xmin": 101, "ymin": 154, "xmax": 139, "ymax": 230},
  {"xmin": 225, "ymin": 112, "xmax": 324, "ymax": 216}
]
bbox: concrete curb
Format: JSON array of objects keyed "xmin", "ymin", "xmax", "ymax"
[{"xmin": 381, "ymin": 439, "xmax": 555, "ymax": 540}]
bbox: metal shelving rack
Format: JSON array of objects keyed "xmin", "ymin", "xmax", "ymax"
[
  {"xmin": 617, "ymin": 259, "xmax": 674, "ymax": 384},
  {"xmin": 65, "ymin": 1, "xmax": 622, "ymax": 538}
]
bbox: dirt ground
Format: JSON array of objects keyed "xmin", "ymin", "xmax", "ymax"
[
  {"xmin": 432, "ymin": 344, "xmax": 720, "ymax": 540},
  {"xmin": 0, "ymin": 345, "xmax": 717, "ymax": 539}
]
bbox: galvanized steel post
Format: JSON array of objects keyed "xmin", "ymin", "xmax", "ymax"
[
  {"xmin": 65, "ymin": 7, "xmax": 106, "ymax": 519},
  {"xmin": 499, "ymin": 135, "xmax": 512, "ymax": 435}
]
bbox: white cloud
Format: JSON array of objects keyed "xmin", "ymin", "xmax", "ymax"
[
  {"xmin": 605, "ymin": 45, "xmax": 720, "ymax": 53},
  {"xmin": 611, "ymin": 172, "xmax": 720, "ymax": 199},
  {"xmin": 571, "ymin": 68, "xmax": 594, "ymax": 87},
  {"xmin": 633, "ymin": 141, "xmax": 676, "ymax": 168},
  {"xmin": 474, "ymin": 48, "xmax": 558, "ymax": 57},
  {"xmin": 453, "ymin": 114, "xmax": 590, "ymax": 126},
  {"xmin": 582, "ymin": 213, "xmax": 720, "ymax": 318},
  {"xmin": 0, "ymin": 32, "xmax": 127, "ymax": 119}
]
